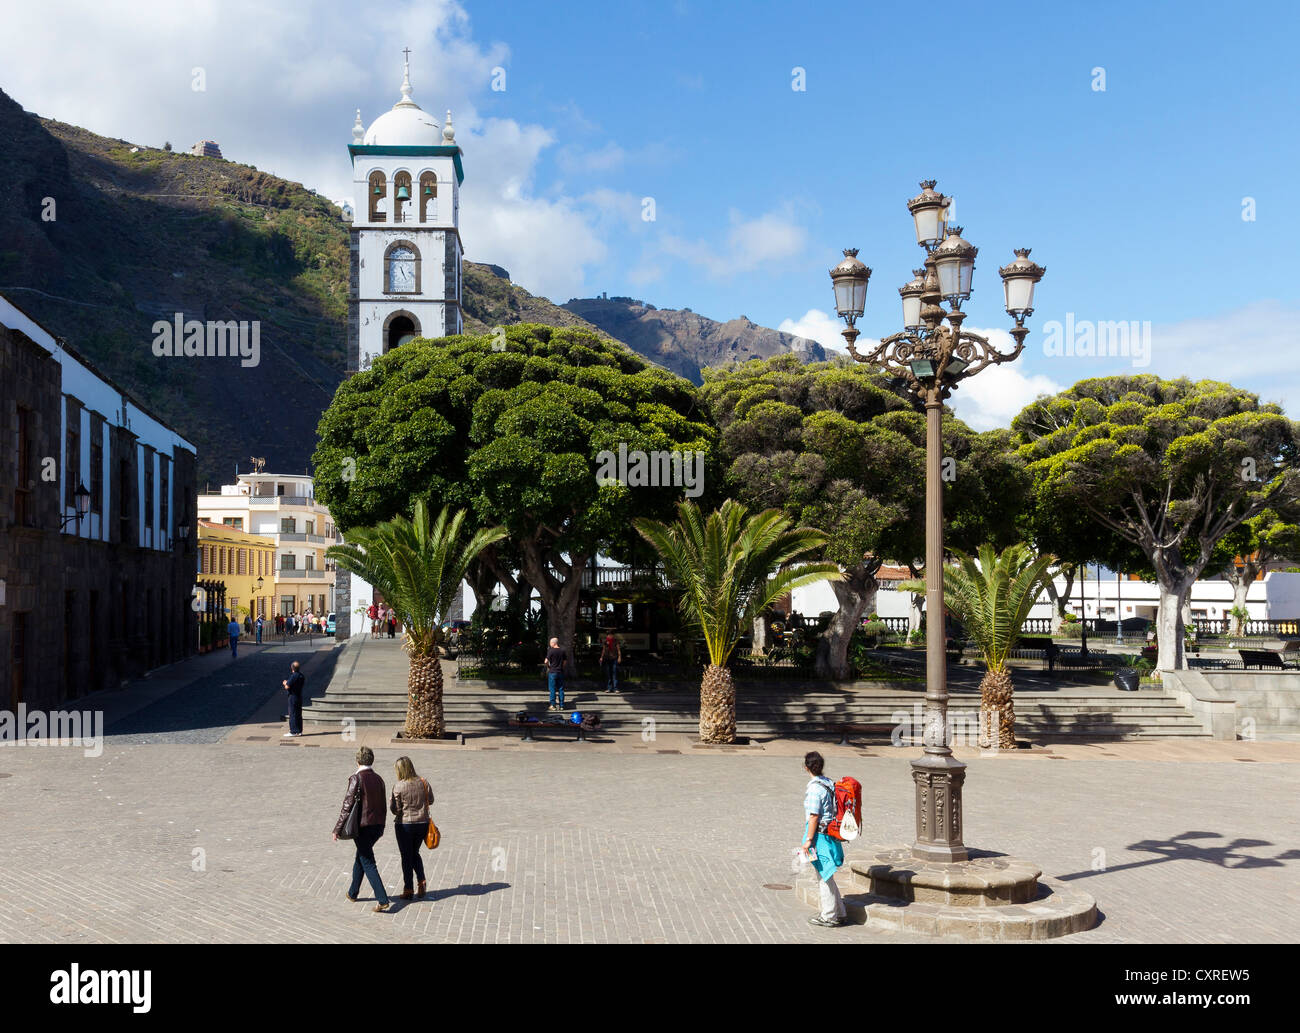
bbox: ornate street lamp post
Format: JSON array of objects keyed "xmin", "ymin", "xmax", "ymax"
[{"xmin": 830, "ymin": 180, "xmax": 1044, "ymax": 862}]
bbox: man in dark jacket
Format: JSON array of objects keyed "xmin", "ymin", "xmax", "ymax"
[
  {"xmin": 332, "ymin": 746, "xmax": 391, "ymax": 911},
  {"xmin": 282, "ymin": 660, "xmax": 305, "ymax": 738}
]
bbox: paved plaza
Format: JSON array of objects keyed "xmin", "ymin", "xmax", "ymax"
[{"xmin": 0, "ymin": 639, "xmax": 1297, "ymax": 944}]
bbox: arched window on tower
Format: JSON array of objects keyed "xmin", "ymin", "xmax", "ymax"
[
  {"xmin": 385, "ymin": 242, "xmax": 420, "ymax": 293},
  {"xmin": 393, "ymin": 171, "xmax": 412, "ymax": 223},
  {"xmin": 368, "ymin": 171, "xmax": 387, "ymax": 222},
  {"xmin": 419, "ymin": 172, "xmax": 437, "ymax": 222}
]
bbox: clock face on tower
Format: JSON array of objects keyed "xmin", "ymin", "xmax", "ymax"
[{"xmin": 388, "ymin": 247, "xmax": 416, "ymax": 292}]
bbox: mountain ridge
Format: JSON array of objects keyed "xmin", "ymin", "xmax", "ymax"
[{"xmin": 0, "ymin": 88, "xmax": 819, "ymax": 482}]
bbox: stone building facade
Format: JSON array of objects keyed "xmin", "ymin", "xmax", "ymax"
[{"xmin": 1, "ymin": 295, "xmax": 198, "ymax": 710}]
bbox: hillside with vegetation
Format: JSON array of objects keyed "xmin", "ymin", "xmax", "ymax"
[{"xmin": 0, "ymin": 86, "xmax": 818, "ymax": 483}]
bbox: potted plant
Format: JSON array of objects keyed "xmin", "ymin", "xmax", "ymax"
[{"xmin": 1113, "ymin": 654, "xmax": 1144, "ymax": 691}]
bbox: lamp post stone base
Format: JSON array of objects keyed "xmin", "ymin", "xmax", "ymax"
[
  {"xmin": 910, "ymin": 753, "xmax": 968, "ymax": 863},
  {"xmin": 794, "ymin": 845, "xmax": 1097, "ymax": 939}
]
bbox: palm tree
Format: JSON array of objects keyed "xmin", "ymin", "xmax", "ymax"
[
  {"xmin": 327, "ymin": 502, "xmax": 507, "ymax": 739},
  {"xmin": 635, "ymin": 499, "xmax": 841, "ymax": 744},
  {"xmin": 941, "ymin": 543, "xmax": 1056, "ymax": 750}
]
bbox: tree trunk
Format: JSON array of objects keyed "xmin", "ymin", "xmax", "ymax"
[
  {"xmin": 517, "ymin": 541, "xmax": 590, "ymax": 659},
  {"xmin": 1224, "ymin": 560, "xmax": 1258, "ymax": 635},
  {"xmin": 700, "ymin": 663, "xmax": 736, "ymax": 743},
  {"xmin": 906, "ymin": 562, "xmax": 924, "ymax": 634},
  {"xmin": 404, "ymin": 650, "xmax": 444, "ymax": 739},
  {"xmin": 977, "ymin": 665, "xmax": 1015, "ymax": 750},
  {"xmin": 815, "ymin": 564, "xmax": 879, "ymax": 680},
  {"xmin": 1154, "ymin": 580, "xmax": 1194, "ymax": 672},
  {"xmin": 1043, "ymin": 565, "xmax": 1076, "ymax": 636}
]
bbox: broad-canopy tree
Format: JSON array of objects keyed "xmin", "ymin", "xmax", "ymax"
[
  {"xmin": 314, "ymin": 324, "xmax": 718, "ymax": 653},
  {"xmin": 1012, "ymin": 375, "xmax": 1300, "ymax": 670},
  {"xmin": 703, "ymin": 355, "xmax": 1025, "ymax": 678},
  {"xmin": 1214, "ymin": 509, "xmax": 1300, "ymax": 634}
]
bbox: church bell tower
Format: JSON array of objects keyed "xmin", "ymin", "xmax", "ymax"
[{"xmin": 346, "ymin": 51, "xmax": 464, "ymax": 372}]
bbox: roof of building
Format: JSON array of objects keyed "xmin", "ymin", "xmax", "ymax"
[{"xmin": 360, "ymin": 54, "xmax": 454, "ymax": 148}]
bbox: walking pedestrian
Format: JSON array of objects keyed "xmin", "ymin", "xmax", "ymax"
[
  {"xmin": 387, "ymin": 607, "xmax": 397, "ymax": 639},
  {"xmin": 244, "ymin": 615, "xmax": 252, "ymax": 636},
  {"xmin": 543, "ymin": 637, "xmax": 569, "ymax": 711},
  {"xmin": 282, "ymin": 660, "xmax": 305, "ymax": 738},
  {"xmin": 332, "ymin": 747, "xmax": 391, "ymax": 912},
  {"xmin": 801, "ymin": 751, "xmax": 847, "ymax": 928},
  {"xmin": 389, "ymin": 756, "xmax": 433, "ymax": 900},
  {"xmin": 227, "ymin": 616, "xmax": 241, "ymax": 659},
  {"xmin": 600, "ymin": 632, "xmax": 621, "ymax": 692},
  {"xmin": 368, "ymin": 603, "xmax": 379, "ymax": 639},
  {"xmin": 255, "ymin": 615, "xmax": 264, "ymax": 644}
]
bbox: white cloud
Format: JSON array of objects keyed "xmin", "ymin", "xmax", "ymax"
[
  {"xmin": 660, "ymin": 208, "xmax": 807, "ymax": 279},
  {"xmin": 1143, "ymin": 301, "xmax": 1300, "ymax": 413},
  {"xmin": 778, "ymin": 308, "xmax": 851, "ymax": 352}
]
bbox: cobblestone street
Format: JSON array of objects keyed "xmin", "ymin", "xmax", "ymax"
[{"xmin": 1, "ymin": 644, "xmax": 1297, "ymax": 943}]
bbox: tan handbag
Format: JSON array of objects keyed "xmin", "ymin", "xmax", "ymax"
[{"xmin": 422, "ymin": 778, "xmax": 439, "ymax": 849}]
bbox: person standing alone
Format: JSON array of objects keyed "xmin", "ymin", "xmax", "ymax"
[
  {"xmin": 282, "ymin": 660, "xmax": 305, "ymax": 738},
  {"xmin": 801, "ymin": 751, "xmax": 847, "ymax": 928},
  {"xmin": 599, "ymin": 632, "xmax": 621, "ymax": 692},
  {"xmin": 227, "ymin": 616, "xmax": 241, "ymax": 659},
  {"xmin": 543, "ymin": 637, "xmax": 570, "ymax": 711}
]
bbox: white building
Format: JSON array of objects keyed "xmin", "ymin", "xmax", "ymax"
[
  {"xmin": 196, "ymin": 472, "xmax": 342, "ymax": 618},
  {"xmin": 790, "ymin": 562, "xmax": 1300, "ymax": 628},
  {"xmin": 346, "ymin": 52, "xmax": 463, "ymax": 372}
]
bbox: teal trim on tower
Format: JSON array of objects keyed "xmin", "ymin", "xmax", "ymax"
[{"xmin": 348, "ymin": 145, "xmax": 464, "ymax": 184}]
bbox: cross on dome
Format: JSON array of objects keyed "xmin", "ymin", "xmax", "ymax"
[{"xmin": 397, "ymin": 47, "xmax": 416, "ymax": 107}]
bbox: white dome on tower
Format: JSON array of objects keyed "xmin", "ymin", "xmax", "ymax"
[{"xmin": 362, "ymin": 53, "xmax": 441, "ymax": 147}]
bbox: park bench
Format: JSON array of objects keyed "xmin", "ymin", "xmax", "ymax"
[
  {"xmin": 1009, "ymin": 637, "xmax": 1059, "ymax": 671},
  {"xmin": 1237, "ymin": 648, "xmax": 1298, "ymax": 671},
  {"xmin": 507, "ymin": 711, "xmax": 601, "ymax": 742},
  {"xmin": 824, "ymin": 720, "xmax": 902, "ymax": 746},
  {"xmin": 1056, "ymin": 648, "xmax": 1103, "ymax": 670}
]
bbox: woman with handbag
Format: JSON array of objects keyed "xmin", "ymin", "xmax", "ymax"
[{"xmin": 390, "ymin": 756, "xmax": 434, "ymax": 900}]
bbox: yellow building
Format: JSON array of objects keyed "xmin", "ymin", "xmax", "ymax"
[{"xmin": 196, "ymin": 520, "xmax": 278, "ymax": 621}]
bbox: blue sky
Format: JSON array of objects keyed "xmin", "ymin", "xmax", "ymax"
[{"xmin": 3, "ymin": 0, "xmax": 1297, "ymax": 427}]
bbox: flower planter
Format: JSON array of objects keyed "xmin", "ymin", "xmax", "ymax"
[{"xmin": 1114, "ymin": 668, "xmax": 1140, "ymax": 692}]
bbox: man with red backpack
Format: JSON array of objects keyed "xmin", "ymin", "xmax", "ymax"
[{"xmin": 800, "ymin": 751, "xmax": 861, "ymax": 928}]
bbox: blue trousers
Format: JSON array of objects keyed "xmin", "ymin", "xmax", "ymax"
[
  {"xmin": 230, "ymin": 639, "xmax": 238, "ymax": 658},
  {"xmin": 349, "ymin": 825, "xmax": 389, "ymax": 904},
  {"xmin": 548, "ymin": 671, "xmax": 565, "ymax": 706},
  {"xmin": 287, "ymin": 693, "xmax": 302, "ymax": 735},
  {"xmin": 602, "ymin": 659, "xmax": 619, "ymax": 691}
]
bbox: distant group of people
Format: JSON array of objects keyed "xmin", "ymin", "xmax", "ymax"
[
  {"xmin": 368, "ymin": 603, "xmax": 399, "ymax": 640},
  {"xmin": 332, "ymin": 749, "xmax": 435, "ymax": 911},
  {"xmin": 274, "ymin": 611, "xmax": 324, "ymax": 636}
]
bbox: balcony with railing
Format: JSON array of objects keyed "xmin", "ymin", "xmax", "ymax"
[
  {"xmin": 278, "ymin": 569, "xmax": 327, "ymax": 580},
  {"xmin": 277, "ymin": 532, "xmax": 327, "ymax": 544},
  {"xmin": 249, "ymin": 495, "xmax": 315, "ymax": 507}
]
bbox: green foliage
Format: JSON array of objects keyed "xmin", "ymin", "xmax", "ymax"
[
  {"xmin": 703, "ymin": 355, "xmax": 1027, "ymax": 578},
  {"xmin": 313, "ymin": 325, "xmax": 718, "ymax": 567},
  {"xmin": 1012, "ymin": 376, "xmax": 1300, "ymax": 578},
  {"xmin": 940, "ymin": 543, "xmax": 1057, "ymax": 672},
  {"xmin": 326, "ymin": 502, "xmax": 507, "ymax": 656},
  {"xmin": 634, "ymin": 499, "xmax": 841, "ymax": 666}
]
